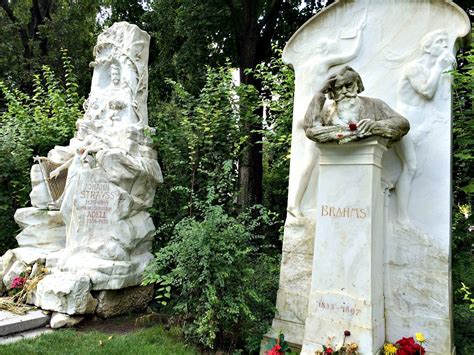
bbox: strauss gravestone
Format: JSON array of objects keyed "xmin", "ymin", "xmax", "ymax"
[
  {"xmin": 266, "ymin": 1, "xmax": 470, "ymax": 354},
  {"xmin": 0, "ymin": 22, "xmax": 162, "ymax": 318}
]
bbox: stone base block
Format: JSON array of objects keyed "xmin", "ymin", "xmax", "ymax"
[
  {"xmin": 265, "ymin": 218, "xmax": 315, "ymax": 351},
  {"xmin": 56, "ymin": 252, "xmax": 154, "ymax": 290},
  {"xmin": 275, "ymin": 289, "xmax": 308, "ymax": 325},
  {"xmin": 282, "ymin": 218, "xmax": 315, "ymax": 254},
  {"xmin": 50, "ymin": 312, "xmax": 84, "ymax": 329},
  {"xmin": 268, "ymin": 318, "xmax": 305, "ymax": 348},
  {"xmin": 385, "ymin": 312, "xmax": 452, "ymax": 355},
  {"xmin": 29, "ymin": 272, "xmax": 97, "ymax": 315},
  {"xmin": 93, "ymin": 285, "xmax": 153, "ymax": 318}
]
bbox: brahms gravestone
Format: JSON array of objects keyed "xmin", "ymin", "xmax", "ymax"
[
  {"xmin": 265, "ymin": 1, "xmax": 470, "ymax": 354},
  {"xmin": 300, "ymin": 66, "xmax": 409, "ymax": 354}
]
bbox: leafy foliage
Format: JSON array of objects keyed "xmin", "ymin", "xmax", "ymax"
[
  {"xmin": 452, "ymin": 43, "xmax": 474, "ymax": 354},
  {"xmin": 0, "ymin": 54, "xmax": 82, "ymax": 252},
  {"xmin": 149, "ymin": 64, "xmax": 258, "ymax": 243},
  {"xmin": 143, "ymin": 56, "xmax": 292, "ymax": 352},
  {"xmin": 149, "ymin": 48, "xmax": 293, "ymax": 229},
  {"xmin": 254, "ymin": 48, "xmax": 295, "ymax": 219},
  {"xmin": 143, "ymin": 203, "xmax": 280, "ymax": 353}
]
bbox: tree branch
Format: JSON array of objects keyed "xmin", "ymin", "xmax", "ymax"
[
  {"xmin": 257, "ymin": 0, "xmax": 282, "ymax": 32},
  {"xmin": 255, "ymin": 0, "xmax": 282, "ymax": 62},
  {"xmin": 0, "ymin": 0, "xmax": 32, "ymax": 59},
  {"xmin": 0, "ymin": 0, "xmax": 18, "ymax": 23}
]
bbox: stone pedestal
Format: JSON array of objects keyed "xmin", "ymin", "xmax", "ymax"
[{"xmin": 301, "ymin": 138, "xmax": 387, "ymax": 354}]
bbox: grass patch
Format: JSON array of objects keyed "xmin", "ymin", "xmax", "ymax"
[{"xmin": 0, "ymin": 325, "xmax": 198, "ymax": 355}]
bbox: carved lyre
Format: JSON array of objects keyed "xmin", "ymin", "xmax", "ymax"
[{"xmin": 34, "ymin": 156, "xmax": 68, "ymax": 208}]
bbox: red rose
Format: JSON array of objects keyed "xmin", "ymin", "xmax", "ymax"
[
  {"xmin": 394, "ymin": 337, "xmax": 425, "ymax": 355},
  {"xmin": 396, "ymin": 337, "xmax": 415, "ymax": 347},
  {"xmin": 349, "ymin": 122, "xmax": 357, "ymax": 131},
  {"xmin": 326, "ymin": 347, "xmax": 333, "ymax": 354},
  {"xmin": 412, "ymin": 343, "xmax": 425, "ymax": 355},
  {"xmin": 266, "ymin": 344, "xmax": 282, "ymax": 355},
  {"xmin": 344, "ymin": 330, "xmax": 351, "ymax": 336}
]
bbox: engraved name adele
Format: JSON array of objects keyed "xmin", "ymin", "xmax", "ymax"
[
  {"xmin": 79, "ymin": 181, "xmax": 119, "ymax": 225},
  {"xmin": 321, "ymin": 205, "xmax": 367, "ymax": 219}
]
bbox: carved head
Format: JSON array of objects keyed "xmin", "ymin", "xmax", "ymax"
[
  {"xmin": 75, "ymin": 119, "xmax": 94, "ymax": 139},
  {"xmin": 110, "ymin": 63, "xmax": 121, "ymax": 86},
  {"xmin": 420, "ymin": 30, "xmax": 448, "ymax": 57},
  {"xmin": 321, "ymin": 66, "xmax": 364, "ymax": 102},
  {"xmin": 314, "ymin": 39, "xmax": 335, "ymax": 55}
]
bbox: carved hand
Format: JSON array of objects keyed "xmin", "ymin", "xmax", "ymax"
[
  {"xmin": 437, "ymin": 51, "xmax": 455, "ymax": 69},
  {"xmin": 357, "ymin": 119, "xmax": 377, "ymax": 134},
  {"xmin": 80, "ymin": 149, "xmax": 90, "ymax": 161},
  {"xmin": 50, "ymin": 169, "xmax": 60, "ymax": 179}
]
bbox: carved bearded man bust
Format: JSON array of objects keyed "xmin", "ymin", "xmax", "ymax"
[{"xmin": 304, "ymin": 66, "xmax": 410, "ymax": 145}]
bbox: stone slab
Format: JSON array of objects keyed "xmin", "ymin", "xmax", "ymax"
[
  {"xmin": 0, "ymin": 310, "xmax": 50, "ymax": 336},
  {"xmin": 0, "ymin": 327, "xmax": 53, "ymax": 345}
]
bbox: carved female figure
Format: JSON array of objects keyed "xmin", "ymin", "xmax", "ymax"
[{"xmin": 394, "ymin": 30, "xmax": 455, "ymax": 226}]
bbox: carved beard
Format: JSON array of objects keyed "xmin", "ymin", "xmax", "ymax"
[{"xmin": 336, "ymin": 98, "xmax": 361, "ymax": 125}]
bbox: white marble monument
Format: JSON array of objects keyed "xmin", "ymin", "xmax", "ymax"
[
  {"xmin": 266, "ymin": 1, "xmax": 470, "ymax": 354},
  {"xmin": 300, "ymin": 66, "xmax": 409, "ymax": 354},
  {"xmin": 0, "ymin": 22, "xmax": 162, "ymax": 316}
]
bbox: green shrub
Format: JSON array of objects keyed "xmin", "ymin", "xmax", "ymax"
[
  {"xmin": 0, "ymin": 52, "xmax": 82, "ymax": 252},
  {"xmin": 143, "ymin": 202, "xmax": 280, "ymax": 353}
]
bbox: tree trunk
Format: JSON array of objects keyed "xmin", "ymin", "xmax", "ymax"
[
  {"xmin": 0, "ymin": 0, "xmax": 52, "ymax": 75},
  {"xmin": 234, "ymin": 0, "xmax": 264, "ymax": 208}
]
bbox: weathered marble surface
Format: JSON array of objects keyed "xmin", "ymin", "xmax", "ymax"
[
  {"xmin": 265, "ymin": 220, "xmax": 314, "ymax": 349},
  {"xmin": 0, "ymin": 22, "xmax": 162, "ymax": 316},
  {"xmin": 269, "ymin": 1, "xmax": 470, "ymax": 354}
]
